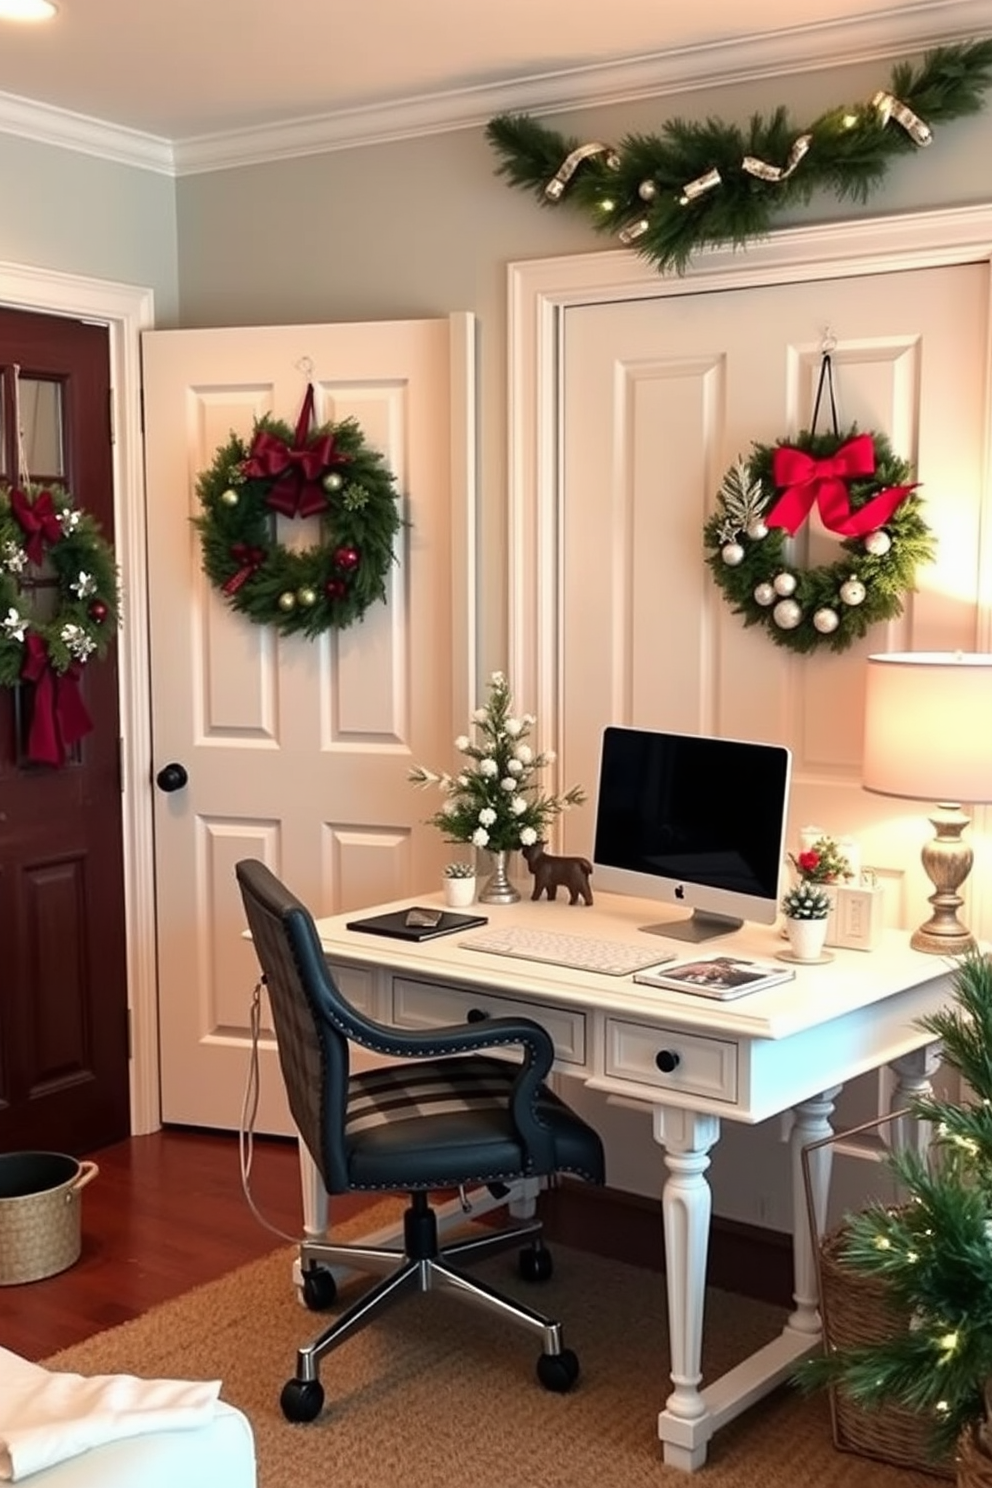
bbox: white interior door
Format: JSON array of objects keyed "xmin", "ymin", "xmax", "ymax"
[
  {"xmin": 558, "ymin": 264, "xmax": 988, "ymax": 934},
  {"xmin": 142, "ymin": 316, "xmax": 475, "ymax": 1132}
]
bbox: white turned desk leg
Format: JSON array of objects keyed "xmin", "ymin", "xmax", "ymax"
[
  {"xmin": 298, "ymin": 1137, "xmax": 328, "ymax": 1238},
  {"xmin": 889, "ymin": 1043, "xmax": 942, "ymax": 1155},
  {"xmin": 509, "ymin": 1173, "xmax": 541, "ymax": 1219},
  {"xmin": 653, "ymin": 1105, "xmax": 721, "ymax": 1471},
  {"xmin": 789, "ymin": 1087, "xmax": 840, "ymax": 1335}
]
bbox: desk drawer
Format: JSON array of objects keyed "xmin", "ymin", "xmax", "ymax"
[
  {"xmin": 326, "ymin": 961, "xmax": 376, "ymax": 1017},
  {"xmin": 392, "ymin": 976, "xmax": 586, "ymax": 1067},
  {"xmin": 606, "ymin": 1018, "xmax": 738, "ymax": 1103}
]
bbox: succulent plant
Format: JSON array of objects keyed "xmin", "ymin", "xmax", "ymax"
[
  {"xmin": 780, "ymin": 882, "xmax": 832, "ymax": 920},
  {"xmin": 443, "ymin": 860, "xmax": 476, "ymax": 879}
]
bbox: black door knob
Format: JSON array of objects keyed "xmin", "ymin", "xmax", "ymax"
[
  {"xmin": 655, "ymin": 1049, "xmax": 681, "ymax": 1074},
  {"xmin": 155, "ymin": 762, "xmax": 189, "ymax": 793}
]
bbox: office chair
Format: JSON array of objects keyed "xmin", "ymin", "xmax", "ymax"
[{"xmin": 235, "ymin": 858, "xmax": 606, "ymax": 1423}]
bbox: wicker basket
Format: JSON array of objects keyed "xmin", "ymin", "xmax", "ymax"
[
  {"xmin": 0, "ymin": 1152, "xmax": 98, "ymax": 1285},
  {"xmin": 803, "ymin": 1115, "xmax": 954, "ymax": 1479},
  {"xmin": 958, "ymin": 1425, "xmax": 992, "ymax": 1488}
]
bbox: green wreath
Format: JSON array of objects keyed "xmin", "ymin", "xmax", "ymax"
[
  {"xmin": 195, "ymin": 387, "xmax": 402, "ymax": 638},
  {"xmin": 0, "ymin": 481, "xmax": 120, "ymax": 765},
  {"xmin": 703, "ymin": 426, "xmax": 936, "ymax": 655},
  {"xmin": 0, "ymin": 482, "xmax": 119, "ymax": 684}
]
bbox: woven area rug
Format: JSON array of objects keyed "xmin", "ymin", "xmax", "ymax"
[{"xmin": 45, "ymin": 1201, "xmax": 942, "ymax": 1488}]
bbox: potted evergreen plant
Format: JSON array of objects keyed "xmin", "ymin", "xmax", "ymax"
[
  {"xmin": 442, "ymin": 860, "xmax": 477, "ymax": 908},
  {"xmin": 780, "ymin": 881, "xmax": 831, "ymax": 962},
  {"xmin": 797, "ymin": 949, "xmax": 992, "ymax": 1484}
]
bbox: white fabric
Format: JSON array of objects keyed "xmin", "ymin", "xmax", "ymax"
[
  {"xmin": 0, "ymin": 1347, "xmax": 222, "ymax": 1482},
  {"xmin": 15, "ymin": 1404, "xmax": 255, "ymax": 1488}
]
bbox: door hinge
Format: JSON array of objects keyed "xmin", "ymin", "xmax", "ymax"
[
  {"xmin": 108, "ymin": 387, "xmax": 116, "ymax": 445},
  {"xmin": 126, "ymin": 1006, "xmax": 133, "ymax": 1060},
  {"xmin": 118, "ymin": 735, "xmax": 125, "ymax": 794}
]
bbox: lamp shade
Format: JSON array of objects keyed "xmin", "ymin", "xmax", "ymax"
[{"xmin": 862, "ymin": 652, "xmax": 992, "ymax": 804}]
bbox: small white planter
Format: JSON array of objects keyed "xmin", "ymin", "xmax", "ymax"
[
  {"xmin": 443, "ymin": 876, "xmax": 476, "ymax": 908},
  {"xmin": 785, "ymin": 916, "xmax": 829, "ymax": 962}
]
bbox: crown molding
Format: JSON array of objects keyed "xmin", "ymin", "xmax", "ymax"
[
  {"xmin": 0, "ymin": 0, "xmax": 986, "ymax": 177},
  {"xmin": 0, "ymin": 90, "xmax": 174, "ymax": 173}
]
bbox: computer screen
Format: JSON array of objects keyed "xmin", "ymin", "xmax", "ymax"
[{"xmin": 592, "ymin": 726, "xmax": 792, "ymax": 941}]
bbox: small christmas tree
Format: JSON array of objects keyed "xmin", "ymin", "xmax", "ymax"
[{"xmin": 798, "ymin": 949, "xmax": 992, "ymax": 1461}]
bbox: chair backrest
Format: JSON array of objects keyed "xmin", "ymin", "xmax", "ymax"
[{"xmin": 235, "ymin": 858, "xmax": 357, "ymax": 1192}]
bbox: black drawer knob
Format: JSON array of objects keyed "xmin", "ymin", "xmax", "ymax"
[{"xmin": 655, "ymin": 1049, "xmax": 681, "ymax": 1074}]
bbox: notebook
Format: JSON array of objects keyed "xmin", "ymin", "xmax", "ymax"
[{"xmin": 345, "ymin": 908, "xmax": 489, "ymax": 942}]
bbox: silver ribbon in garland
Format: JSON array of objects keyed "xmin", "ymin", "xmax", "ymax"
[
  {"xmin": 679, "ymin": 167, "xmax": 722, "ymax": 205},
  {"xmin": 544, "ymin": 142, "xmax": 622, "ymax": 200},
  {"xmin": 742, "ymin": 132, "xmax": 813, "ymax": 182},
  {"xmin": 618, "ymin": 219, "xmax": 649, "ymax": 244},
  {"xmin": 872, "ymin": 90, "xmax": 933, "ymax": 145}
]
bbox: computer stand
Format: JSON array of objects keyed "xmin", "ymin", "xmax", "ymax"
[{"xmin": 641, "ymin": 909, "xmax": 744, "ymax": 942}]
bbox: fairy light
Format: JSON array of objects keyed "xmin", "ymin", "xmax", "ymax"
[{"xmin": 936, "ymin": 1330, "xmax": 960, "ymax": 1359}]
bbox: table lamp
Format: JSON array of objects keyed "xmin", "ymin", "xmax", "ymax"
[{"xmin": 862, "ymin": 651, "xmax": 992, "ymax": 955}]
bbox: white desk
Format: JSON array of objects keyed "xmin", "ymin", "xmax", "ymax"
[{"xmin": 311, "ymin": 889, "xmax": 952, "ymax": 1471}]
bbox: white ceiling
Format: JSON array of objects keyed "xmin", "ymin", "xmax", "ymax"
[{"xmin": 0, "ymin": 0, "xmax": 986, "ymax": 173}]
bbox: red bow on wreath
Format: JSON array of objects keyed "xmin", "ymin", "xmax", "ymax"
[
  {"xmin": 767, "ymin": 434, "xmax": 917, "ymax": 538},
  {"xmin": 20, "ymin": 632, "xmax": 93, "ymax": 767},
  {"xmin": 241, "ymin": 384, "xmax": 350, "ymax": 519},
  {"xmin": 222, "ymin": 542, "xmax": 266, "ymax": 596},
  {"xmin": 11, "ymin": 487, "xmax": 63, "ymax": 565}
]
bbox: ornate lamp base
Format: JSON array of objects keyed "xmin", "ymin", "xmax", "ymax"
[
  {"xmin": 479, "ymin": 849, "xmax": 520, "ymax": 905},
  {"xmin": 910, "ymin": 805, "xmax": 976, "ymax": 956}
]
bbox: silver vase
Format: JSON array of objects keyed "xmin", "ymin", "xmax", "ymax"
[{"xmin": 479, "ymin": 849, "xmax": 520, "ymax": 905}]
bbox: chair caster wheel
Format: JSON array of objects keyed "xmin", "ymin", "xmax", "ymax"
[
  {"xmin": 301, "ymin": 1265, "xmax": 337, "ymax": 1311},
  {"xmin": 280, "ymin": 1377, "xmax": 325, "ymax": 1422},
  {"xmin": 537, "ymin": 1348, "xmax": 579, "ymax": 1392},
  {"xmin": 518, "ymin": 1243, "xmax": 553, "ymax": 1282}
]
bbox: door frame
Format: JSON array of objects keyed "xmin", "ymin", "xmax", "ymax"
[
  {"xmin": 0, "ymin": 259, "xmax": 159, "ymax": 1135},
  {"xmin": 507, "ymin": 203, "xmax": 992, "ymax": 924}
]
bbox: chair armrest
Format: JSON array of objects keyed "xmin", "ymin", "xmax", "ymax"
[{"xmin": 341, "ymin": 1008, "xmax": 558, "ymax": 1170}]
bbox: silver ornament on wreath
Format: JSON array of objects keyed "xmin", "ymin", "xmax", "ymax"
[
  {"xmin": 864, "ymin": 529, "xmax": 892, "ymax": 556},
  {"xmin": 721, "ymin": 542, "xmax": 744, "ymax": 566},
  {"xmin": 813, "ymin": 607, "xmax": 840, "ymax": 634},
  {"xmin": 839, "ymin": 577, "xmax": 866, "ymax": 606},
  {"xmin": 773, "ymin": 599, "xmax": 802, "ymax": 629}
]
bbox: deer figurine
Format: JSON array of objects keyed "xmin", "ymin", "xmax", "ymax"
[{"xmin": 521, "ymin": 841, "xmax": 594, "ymax": 906}]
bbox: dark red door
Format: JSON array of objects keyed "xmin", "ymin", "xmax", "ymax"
[{"xmin": 0, "ymin": 306, "xmax": 130, "ymax": 1155}]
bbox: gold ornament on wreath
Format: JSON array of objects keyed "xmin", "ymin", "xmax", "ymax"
[
  {"xmin": 194, "ymin": 382, "xmax": 403, "ymax": 638},
  {"xmin": 0, "ymin": 482, "xmax": 119, "ymax": 766},
  {"xmin": 703, "ymin": 354, "xmax": 936, "ymax": 655}
]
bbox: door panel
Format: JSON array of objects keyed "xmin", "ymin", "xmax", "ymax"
[
  {"xmin": 0, "ymin": 307, "xmax": 130, "ymax": 1155},
  {"xmin": 142, "ymin": 318, "xmax": 472, "ymax": 1133}
]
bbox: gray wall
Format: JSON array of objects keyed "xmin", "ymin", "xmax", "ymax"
[
  {"xmin": 0, "ymin": 133, "xmax": 179, "ymax": 322},
  {"xmin": 174, "ymin": 54, "xmax": 992, "ymax": 666}
]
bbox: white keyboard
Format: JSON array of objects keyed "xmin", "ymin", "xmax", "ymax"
[{"xmin": 459, "ymin": 925, "xmax": 673, "ymax": 977}]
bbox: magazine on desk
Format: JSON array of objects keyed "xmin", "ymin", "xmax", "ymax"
[{"xmin": 633, "ymin": 954, "xmax": 795, "ymax": 1000}]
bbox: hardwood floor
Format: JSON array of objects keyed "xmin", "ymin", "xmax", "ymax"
[
  {"xmin": 1, "ymin": 1128, "xmax": 794, "ymax": 1363},
  {"xmin": 1, "ymin": 1128, "xmax": 374, "ymax": 1362}
]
